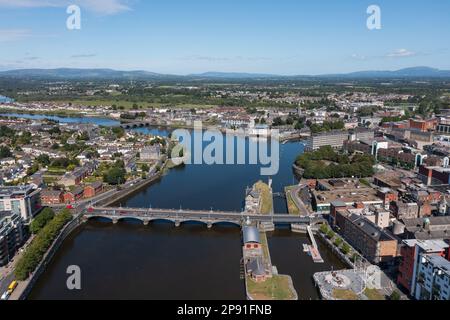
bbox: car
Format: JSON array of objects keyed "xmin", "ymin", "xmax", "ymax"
[
  {"xmin": 1, "ymin": 291, "xmax": 10, "ymax": 300},
  {"xmin": 66, "ymin": 205, "xmax": 74, "ymax": 209}
]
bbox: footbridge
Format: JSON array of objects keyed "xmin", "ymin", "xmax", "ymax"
[{"xmin": 84, "ymin": 207, "xmax": 321, "ymax": 228}]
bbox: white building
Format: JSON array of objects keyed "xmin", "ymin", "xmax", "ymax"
[
  {"xmin": 0, "ymin": 186, "xmax": 41, "ymax": 221},
  {"xmin": 414, "ymin": 254, "xmax": 450, "ymax": 300}
]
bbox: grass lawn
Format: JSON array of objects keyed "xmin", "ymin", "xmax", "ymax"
[
  {"xmin": 364, "ymin": 288, "xmax": 386, "ymax": 300},
  {"xmin": 247, "ymin": 275, "xmax": 296, "ymax": 300},
  {"xmin": 254, "ymin": 181, "xmax": 273, "ymax": 214},
  {"xmin": 284, "ymin": 186, "xmax": 300, "ymax": 215},
  {"xmin": 332, "ymin": 289, "xmax": 359, "ymax": 300},
  {"xmin": 259, "ymin": 232, "xmax": 271, "ymax": 262}
]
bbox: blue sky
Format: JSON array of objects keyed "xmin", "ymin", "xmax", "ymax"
[{"xmin": 0, "ymin": 0, "xmax": 449, "ymax": 74}]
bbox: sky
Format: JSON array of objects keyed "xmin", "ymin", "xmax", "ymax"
[{"xmin": 0, "ymin": 0, "xmax": 449, "ymax": 75}]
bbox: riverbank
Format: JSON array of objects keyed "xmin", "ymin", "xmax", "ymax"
[{"xmin": 11, "ymin": 215, "xmax": 84, "ymax": 300}]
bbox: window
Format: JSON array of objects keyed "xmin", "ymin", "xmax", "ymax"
[{"xmin": 11, "ymin": 200, "xmax": 21, "ymax": 215}]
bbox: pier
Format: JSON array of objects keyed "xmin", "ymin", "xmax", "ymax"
[{"xmin": 307, "ymin": 226, "xmax": 324, "ymax": 263}]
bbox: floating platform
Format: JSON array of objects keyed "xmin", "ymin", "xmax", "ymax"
[{"xmin": 308, "ymin": 245, "xmax": 324, "ymax": 264}]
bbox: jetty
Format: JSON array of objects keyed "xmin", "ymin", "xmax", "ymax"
[{"xmin": 307, "ymin": 226, "xmax": 324, "ymax": 263}]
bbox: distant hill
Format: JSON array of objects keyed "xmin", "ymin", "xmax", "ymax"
[
  {"xmin": 0, "ymin": 68, "xmax": 175, "ymax": 80},
  {"xmin": 329, "ymin": 67, "xmax": 450, "ymax": 79},
  {"xmin": 1, "ymin": 67, "xmax": 449, "ymax": 80}
]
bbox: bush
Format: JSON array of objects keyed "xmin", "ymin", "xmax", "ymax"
[
  {"xmin": 341, "ymin": 243, "xmax": 351, "ymax": 255},
  {"xmin": 14, "ymin": 209, "xmax": 73, "ymax": 281},
  {"xmin": 326, "ymin": 230, "xmax": 335, "ymax": 240},
  {"xmin": 319, "ymin": 224, "xmax": 329, "ymax": 234},
  {"xmin": 30, "ymin": 208, "xmax": 55, "ymax": 234},
  {"xmin": 389, "ymin": 291, "xmax": 401, "ymax": 300},
  {"xmin": 334, "ymin": 238, "xmax": 343, "ymax": 247}
]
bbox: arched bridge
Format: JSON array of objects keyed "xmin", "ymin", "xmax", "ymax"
[
  {"xmin": 119, "ymin": 120, "xmax": 161, "ymax": 129},
  {"xmin": 84, "ymin": 207, "xmax": 320, "ymax": 228}
]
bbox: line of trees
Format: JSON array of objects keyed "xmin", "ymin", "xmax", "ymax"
[
  {"xmin": 14, "ymin": 209, "xmax": 73, "ymax": 281},
  {"xmin": 29, "ymin": 208, "xmax": 55, "ymax": 234}
]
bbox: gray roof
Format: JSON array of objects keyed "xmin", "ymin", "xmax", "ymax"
[
  {"xmin": 424, "ymin": 255, "xmax": 450, "ymax": 277},
  {"xmin": 243, "ymin": 226, "xmax": 260, "ymax": 244},
  {"xmin": 247, "ymin": 256, "xmax": 266, "ymax": 277},
  {"xmin": 347, "ymin": 213, "xmax": 396, "ymax": 242}
]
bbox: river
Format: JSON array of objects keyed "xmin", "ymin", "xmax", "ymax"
[{"xmin": 2, "ymin": 113, "xmax": 346, "ymax": 300}]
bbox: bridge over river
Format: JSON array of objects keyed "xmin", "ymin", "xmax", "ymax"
[{"xmin": 84, "ymin": 207, "xmax": 322, "ymax": 228}]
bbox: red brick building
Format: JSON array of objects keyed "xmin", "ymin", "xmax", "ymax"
[
  {"xmin": 40, "ymin": 190, "xmax": 64, "ymax": 205},
  {"xmin": 64, "ymin": 187, "xmax": 84, "ymax": 204},
  {"xmin": 84, "ymin": 181, "xmax": 103, "ymax": 199},
  {"xmin": 409, "ymin": 118, "xmax": 438, "ymax": 132}
]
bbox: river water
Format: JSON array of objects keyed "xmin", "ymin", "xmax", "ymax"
[{"xmin": 3, "ymin": 113, "xmax": 346, "ymax": 300}]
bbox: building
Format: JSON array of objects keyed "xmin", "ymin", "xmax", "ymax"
[
  {"xmin": 377, "ymin": 188, "xmax": 398, "ymax": 210},
  {"xmin": 418, "ymin": 165, "xmax": 450, "ymax": 186},
  {"xmin": 403, "ymin": 217, "xmax": 450, "ymax": 240},
  {"xmin": 409, "ymin": 118, "xmax": 438, "ymax": 132},
  {"xmin": 304, "ymin": 130, "xmax": 348, "ymax": 151},
  {"xmin": 40, "ymin": 189, "xmax": 64, "ymax": 205},
  {"xmin": 391, "ymin": 201, "xmax": 419, "ymax": 220},
  {"xmin": 140, "ymin": 145, "xmax": 161, "ymax": 161},
  {"xmin": 84, "ymin": 181, "xmax": 103, "ymax": 198},
  {"xmin": 0, "ymin": 212, "xmax": 27, "ymax": 267},
  {"xmin": 0, "ymin": 186, "xmax": 41, "ymax": 221},
  {"xmin": 242, "ymin": 226, "xmax": 271, "ymax": 283},
  {"xmin": 335, "ymin": 211, "xmax": 398, "ymax": 264},
  {"xmin": 437, "ymin": 118, "xmax": 450, "ymax": 134},
  {"xmin": 63, "ymin": 187, "xmax": 84, "ymax": 204},
  {"xmin": 397, "ymin": 239, "xmax": 448, "ymax": 295},
  {"xmin": 312, "ymin": 186, "xmax": 383, "ymax": 214},
  {"xmin": 414, "ymin": 254, "xmax": 450, "ymax": 300}
]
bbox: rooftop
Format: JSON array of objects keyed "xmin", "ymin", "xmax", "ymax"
[
  {"xmin": 403, "ymin": 239, "xmax": 449, "ymax": 252},
  {"xmin": 347, "ymin": 213, "xmax": 396, "ymax": 242}
]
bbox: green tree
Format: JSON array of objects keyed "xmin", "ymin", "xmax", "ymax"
[
  {"xmin": 103, "ymin": 166, "xmax": 126, "ymax": 185},
  {"xmin": 36, "ymin": 154, "xmax": 51, "ymax": 166},
  {"xmin": 0, "ymin": 146, "xmax": 12, "ymax": 158},
  {"xmin": 389, "ymin": 291, "xmax": 401, "ymax": 301},
  {"xmin": 341, "ymin": 243, "xmax": 351, "ymax": 255},
  {"xmin": 30, "ymin": 208, "xmax": 55, "ymax": 234}
]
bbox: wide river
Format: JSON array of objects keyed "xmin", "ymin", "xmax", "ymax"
[{"xmin": 1, "ymin": 113, "xmax": 346, "ymax": 300}]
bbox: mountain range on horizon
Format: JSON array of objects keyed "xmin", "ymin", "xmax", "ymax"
[{"xmin": 1, "ymin": 66, "xmax": 449, "ymax": 80}]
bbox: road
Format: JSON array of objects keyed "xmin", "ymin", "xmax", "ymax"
[{"xmin": 287, "ymin": 184, "xmax": 312, "ymax": 216}]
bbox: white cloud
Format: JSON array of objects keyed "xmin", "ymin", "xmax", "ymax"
[
  {"xmin": 0, "ymin": 29, "xmax": 32, "ymax": 42},
  {"xmin": 350, "ymin": 54, "xmax": 367, "ymax": 61},
  {"xmin": 0, "ymin": 0, "xmax": 132, "ymax": 15},
  {"xmin": 386, "ymin": 49, "xmax": 416, "ymax": 58}
]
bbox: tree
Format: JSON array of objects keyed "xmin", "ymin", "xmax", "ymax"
[
  {"xmin": 36, "ymin": 154, "xmax": 51, "ymax": 166},
  {"xmin": 326, "ymin": 230, "xmax": 335, "ymax": 240},
  {"xmin": 30, "ymin": 208, "xmax": 55, "ymax": 234},
  {"xmin": 319, "ymin": 224, "xmax": 329, "ymax": 234},
  {"xmin": 334, "ymin": 237, "xmax": 343, "ymax": 247},
  {"xmin": 0, "ymin": 146, "xmax": 12, "ymax": 158},
  {"xmin": 141, "ymin": 164, "xmax": 150, "ymax": 172},
  {"xmin": 341, "ymin": 243, "xmax": 351, "ymax": 255},
  {"xmin": 103, "ymin": 166, "xmax": 126, "ymax": 185},
  {"xmin": 389, "ymin": 291, "xmax": 401, "ymax": 301},
  {"xmin": 15, "ymin": 209, "xmax": 72, "ymax": 281}
]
